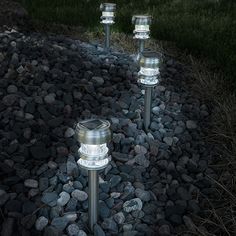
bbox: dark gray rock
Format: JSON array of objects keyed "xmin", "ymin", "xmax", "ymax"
[
  {"xmin": 123, "ymin": 198, "xmax": 143, "ymax": 212},
  {"xmin": 1, "ymin": 218, "xmax": 15, "ymax": 236},
  {"xmin": 158, "ymin": 224, "xmax": 171, "ymax": 236},
  {"xmin": 102, "ymin": 218, "xmax": 118, "ymax": 234},
  {"xmin": 109, "ymin": 175, "xmax": 121, "ymax": 188},
  {"xmin": 99, "ymin": 201, "xmax": 110, "ymax": 219},
  {"xmin": 94, "ymin": 224, "xmax": 105, "ymax": 236},
  {"xmin": 35, "ymin": 216, "xmax": 49, "ymax": 231},
  {"xmin": 44, "ymin": 226, "xmax": 60, "ymax": 236},
  {"xmin": 71, "ymin": 189, "xmax": 88, "ymax": 201},
  {"xmin": 41, "ymin": 192, "xmax": 58, "ymax": 207},
  {"xmin": 51, "ymin": 216, "xmax": 69, "ymax": 231}
]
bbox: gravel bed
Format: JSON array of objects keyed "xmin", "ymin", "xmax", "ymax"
[{"xmin": 0, "ymin": 29, "xmax": 215, "ymax": 236}]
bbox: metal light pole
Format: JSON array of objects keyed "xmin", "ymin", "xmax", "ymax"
[
  {"xmin": 75, "ymin": 119, "xmax": 111, "ymax": 232},
  {"xmin": 138, "ymin": 51, "xmax": 161, "ymax": 131},
  {"xmin": 132, "ymin": 15, "xmax": 152, "ymax": 60},
  {"xmin": 100, "ymin": 3, "xmax": 116, "ymax": 52}
]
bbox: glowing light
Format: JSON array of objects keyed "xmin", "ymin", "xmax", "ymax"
[
  {"xmin": 75, "ymin": 119, "xmax": 111, "ymax": 170},
  {"xmin": 79, "ymin": 144, "xmax": 108, "ymax": 160},
  {"xmin": 100, "ymin": 3, "xmax": 116, "ymax": 25}
]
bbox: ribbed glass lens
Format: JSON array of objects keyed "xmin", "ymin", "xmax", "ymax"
[
  {"xmin": 135, "ymin": 25, "xmax": 150, "ymax": 32},
  {"xmin": 79, "ymin": 144, "xmax": 108, "ymax": 158},
  {"xmin": 78, "ymin": 158, "xmax": 109, "ymax": 169},
  {"xmin": 102, "ymin": 11, "xmax": 114, "ymax": 17},
  {"xmin": 138, "ymin": 76, "xmax": 159, "ymax": 85},
  {"xmin": 140, "ymin": 67, "xmax": 159, "ymax": 76}
]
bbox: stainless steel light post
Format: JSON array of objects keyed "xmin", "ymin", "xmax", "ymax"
[
  {"xmin": 100, "ymin": 3, "xmax": 116, "ymax": 52},
  {"xmin": 75, "ymin": 119, "xmax": 111, "ymax": 232},
  {"xmin": 138, "ymin": 51, "xmax": 161, "ymax": 131},
  {"xmin": 132, "ymin": 15, "xmax": 152, "ymax": 60}
]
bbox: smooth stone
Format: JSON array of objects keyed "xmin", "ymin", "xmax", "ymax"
[
  {"xmin": 92, "ymin": 76, "xmax": 104, "ymax": 86},
  {"xmin": 44, "ymin": 93, "xmax": 56, "ymax": 104},
  {"xmin": 57, "ymin": 192, "xmax": 70, "ymax": 206},
  {"xmin": 64, "ymin": 128, "xmax": 75, "ymax": 138},
  {"xmin": 24, "ymin": 179, "xmax": 38, "ymax": 188},
  {"xmin": 71, "ymin": 190, "xmax": 88, "ymax": 201},
  {"xmin": 78, "ymin": 230, "xmax": 87, "ymax": 236},
  {"xmin": 35, "ymin": 216, "xmax": 49, "ymax": 231},
  {"xmin": 66, "ymin": 224, "xmax": 80, "ymax": 236}
]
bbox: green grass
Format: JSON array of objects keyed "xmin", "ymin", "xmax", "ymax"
[{"xmin": 20, "ymin": 0, "xmax": 236, "ymax": 86}]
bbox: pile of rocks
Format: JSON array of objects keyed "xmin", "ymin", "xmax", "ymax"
[{"xmin": 0, "ymin": 29, "xmax": 215, "ymax": 236}]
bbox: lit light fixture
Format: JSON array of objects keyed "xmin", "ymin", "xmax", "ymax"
[
  {"xmin": 100, "ymin": 3, "xmax": 116, "ymax": 51},
  {"xmin": 75, "ymin": 119, "xmax": 111, "ymax": 231},
  {"xmin": 132, "ymin": 15, "xmax": 152, "ymax": 58},
  {"xmin": 138, "ymin": 51, "xmax": 160, "ymax": 86},
  {"xmin": 76, "ymin": 119, "xmax": 111, "ymax": 170},
  {"xmin": 138, "ymin": 51, "xmax": 161, "ymax": 131}
]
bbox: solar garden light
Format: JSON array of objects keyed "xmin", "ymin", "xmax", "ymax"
[
  {"xmin": 138, "ymin": 51, "xmax": 161, "ymax": 131},
  {"xmin": 100, "ymin": 3, "xmax": 116, "ymax": 52},
  {"xmin": 132, "ymin": 15, "xmax": 152, "ymax": 59},
  {"xmin": 75, "ymin": 119, "xmax": 111, "ymax": 232}
]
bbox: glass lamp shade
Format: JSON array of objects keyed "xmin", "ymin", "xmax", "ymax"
[
  {"xmin": 132, "ymin": 15, "xmax": 152, "ymax": 39},
  {"xmin": 138, "ymin": 51, "xmax": 161, "ymax": 86},
  {"xmin": 75, "ymin": 119, "xmax": 111, "ymax": 170},
  {"xmin": 100, "ymin": 3, "xmax": 116, "ymax": 24},
  {"xmin": 79, "ymin": 143, "xmax": 108, "ymax": 160},
  {"xmin": 77, "ymin": 157, "xmax": 109, "ymax": 171}
]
